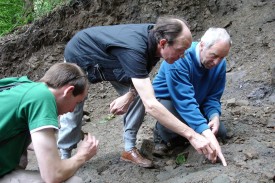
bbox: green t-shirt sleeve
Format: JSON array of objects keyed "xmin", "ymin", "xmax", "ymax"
[{"xmin": 18, "ymin": 83, "xmax": 59, "ymax": 131}]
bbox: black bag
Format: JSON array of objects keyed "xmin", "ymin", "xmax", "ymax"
[{"xmin": 0, "ymin": 82, "xmax": 25, "ymax": 92}]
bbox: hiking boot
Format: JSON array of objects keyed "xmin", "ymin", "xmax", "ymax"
[
  {"xmin": 153, "ymin": 123, "xmax": 189, "ymax": 157},
  {"xmin": 152, "ymin": 142, "xmax": 170, "ymax": 157},
  {"xmin": 120, "ymin": 147, "xmax": 153, "ymax": 168},
  {"xmin": 153, "ymin": 126, "xmax": 172, "ymax": 157}
]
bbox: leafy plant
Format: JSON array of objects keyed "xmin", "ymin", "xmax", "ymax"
[
  {"xmin": 175, "ymin": 152, "xmax": 187, "ymax": 165},
  {"xmin": 33, "ymin": 0, "xmax": 66, "ymax": 18},
  {"xmin": 0, "ymin": 0, "xmax": 69, "ymax": 36},
  {"xmin": 0, "ymin": 0, "xmax": 25, "ymax": 36},
  {"xmin": 98, "ymin": 114, "xmax": 116, "ymax": 124}
]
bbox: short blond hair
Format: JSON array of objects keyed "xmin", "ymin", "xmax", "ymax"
[{"xmin": 40, "ymin": 63, "xmax": 88, "ymax": 96}]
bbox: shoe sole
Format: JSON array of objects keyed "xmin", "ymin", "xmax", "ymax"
[
  {"xmin": 152, "ymin": 151, "xmax": 168, "ymax": 157},
  {"xmin": 152, "ymin": 147, "xmax": 170, "ymax": 157},
  {"xmin": 120, "ymin": 157, "xmax": 153, "ymax": 168}
]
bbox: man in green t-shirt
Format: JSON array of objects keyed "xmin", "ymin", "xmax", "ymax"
[{"xmin": 0, "ymin": 63, "xmax": 99, "ymax": 183}]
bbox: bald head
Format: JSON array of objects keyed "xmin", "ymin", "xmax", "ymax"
[
  {"xmin": 153, "ymin": 16, "xmax": 192, "ymax": 46},
  {"xmin": 154, "ymin": 16, "xmax": 193, "ymax": 64}
]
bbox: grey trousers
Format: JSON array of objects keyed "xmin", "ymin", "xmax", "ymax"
[{"xmin": 57, "ymin": 81, "xmax": 146, "ymax": 158}]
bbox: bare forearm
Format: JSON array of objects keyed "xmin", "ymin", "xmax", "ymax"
[
  {"xmin": 43, "ymin": 134, "xmax": 98, "ymax": 182},
  {"xmin": 40, "ymin": 156, "xmax": 85, "ymax": 183},
  {"xmin": 33, "ymin": 130, "xmax": 98, "ymax": 183},
  {"xmin": 145, "ymin": 99, "xmax": 195, "ymax": 140},
  {"xmin": 60, "ymin": 157, "xmax": 85, "ymax": 181},
  {"xmin": 131, "ymin": 77, "xmax": 196, "ymax": 140}
]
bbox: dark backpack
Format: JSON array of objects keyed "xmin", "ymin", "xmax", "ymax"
[{"xmin": 0, "ymin": 82, "xmax": 26, "ymax": 92}]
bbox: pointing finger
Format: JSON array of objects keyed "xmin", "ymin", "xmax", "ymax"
[{"xmin": 218, "ymin": 151, "xmax": 227, "ymax": 166}]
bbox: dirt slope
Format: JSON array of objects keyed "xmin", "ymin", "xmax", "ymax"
[{"xmin": 0, "ymin": 0, "xmax": 274, "ymax": 182}]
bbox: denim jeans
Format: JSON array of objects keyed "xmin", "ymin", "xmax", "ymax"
[
  {"xmin": 57, "ymin": 81, "xmax": 146, "ymax": 158},
  {"xmin": 57, "ymin": 101, "xmax": 85, "ymax": 159}
]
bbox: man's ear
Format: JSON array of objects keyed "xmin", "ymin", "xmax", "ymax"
[
  {"xmin": 63, "ymin": 85, "xmax": 75, "ymax": 97},
  {"xmin": 200, "ymin": 41, "xmax": 204, "ymax": 50},
  {"xmin": 159, "ymin": 39, "xmax": 167, "ymax": 48}
]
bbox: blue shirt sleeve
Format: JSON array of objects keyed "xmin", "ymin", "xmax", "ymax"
[{"xmin": 164, "ymin": 60, "xmax": 210, "ymax": 134}]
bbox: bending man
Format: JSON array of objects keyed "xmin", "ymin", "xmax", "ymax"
[{"xmin": 58, "ymin": 16, "xmax": 218, "ymax": 168}]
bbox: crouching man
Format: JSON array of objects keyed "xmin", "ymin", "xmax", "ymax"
[{"xmin": 0, "ymin": 63, "xmax": 99, "ymax": 183}]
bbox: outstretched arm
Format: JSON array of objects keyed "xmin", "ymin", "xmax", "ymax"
[
  {"xmin": 202, "ymin": 129, "xmax": 227, "ymax": 166},
  {"xmin": 31, "ymin": 129, "xmax": 98, "ymax": 183},
  {"xmin": 131, "ymin": 77, "xmax": 217, "ymax": 160}
]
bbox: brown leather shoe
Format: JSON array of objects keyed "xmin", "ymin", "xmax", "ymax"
[{"xmin": 120, "ymin": 147, "xmax": 153, "ymax": 168}]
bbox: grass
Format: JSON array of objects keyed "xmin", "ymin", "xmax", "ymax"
[{"xmin": 0, "ymin": 0, "xmax": 69, "ymax": 36}]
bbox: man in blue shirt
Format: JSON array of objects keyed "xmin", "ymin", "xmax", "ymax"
[{"xmin": 152, "ymin": 27, "xmax": 231, "ymax": 165}]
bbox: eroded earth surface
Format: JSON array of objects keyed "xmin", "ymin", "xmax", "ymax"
[{"xmin": 0, "ymin": 0, "xmax": 274, "ymax": 182}]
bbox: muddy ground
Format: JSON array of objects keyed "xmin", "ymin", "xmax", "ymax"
[{"xmin": 0, "ymin": 0, "xmax": 274, "ymax": 182}]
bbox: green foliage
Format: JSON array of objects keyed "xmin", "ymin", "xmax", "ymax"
[
  {"xmin": 0, "ymin": 0, "xmax": 68, "ymax": 36},
  {"xmin": 175, "ymin": 152, "xmax": 187, "ymax": 165},
  {"xmin": 33, "ymin": 0, "xmax": 66, "ymax": 18},
  {"xmin": 98, "ymin": 114, "xmax": 116, "ymax": 124},
  {"xmin": 0, "ymin": 0, "xmax": 25, "ymax": 36}
]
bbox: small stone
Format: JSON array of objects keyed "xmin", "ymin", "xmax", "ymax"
[
  {"xmin": 267, "ymin": 118, "xmax": 275, "ymax": 128},
  {"xmin": 165, "ymin": 160, "xmax": 174, "ymax": 166},
  {"xmin": 231, "ymin": 108, "xmax": 241, "ymax": 115},
  {"xmin": 262, "ymin": 172, "xmax": 274, "ymax": 180},
  {"xmin": 164, "ymin": 164, "xmax": 174, "ymax": 171},
  {"xmin": 235, "ymin": 160, "xmax": 246, "ymax": 167},
  {"xmin": 266, "ymin": 142, "xmax": 275, "ymax": 148},
  {"xmin": 243, "ymin": 150, "xmax": 259, "ymax": 160},
  {"xmin": 268, "ymin": 95, "xmax": 275, "ymax": 104},
  {"xmin": 236, "ymin": 100, "xmax": 249, "ymax": 106},
  {"xmin": 212, "ymin": 174, "xmax": 231, "ymax": 183},
  {"xmin": 83, "ymin": 115, "xmax": 91, "ymax": 122},
  {"xmin": 226, "ymin": 98, "xmax": 236, "ymax": 107}
]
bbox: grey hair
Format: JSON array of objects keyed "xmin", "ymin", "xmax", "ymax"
[{"xmin": 200, "ymin": 28, "xmax": 232, "ymax": 48}]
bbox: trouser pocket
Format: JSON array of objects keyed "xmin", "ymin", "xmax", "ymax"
[
  {"xmin": 87, "ymin": 64, "xmax": 106, "ymax": 83},
  {"xmin": 87, "ymin": 64, "xmax": 131, "ymax": 84}
]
